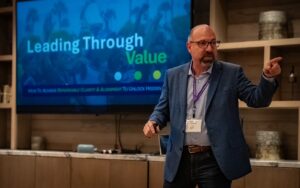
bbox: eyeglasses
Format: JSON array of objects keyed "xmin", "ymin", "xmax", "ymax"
[{"xmin": 189, "ymin": 40, "xmax": 221, "ymax": 48}]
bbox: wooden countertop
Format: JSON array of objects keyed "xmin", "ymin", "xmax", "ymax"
[{"xmin": 1, "ymin": 149, "xmax": 300, "ymax": 168}]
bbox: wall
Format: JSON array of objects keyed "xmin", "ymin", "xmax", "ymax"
[{"xmin": 27, "ymin": 113, "xmax": 170, "ymax": 153}]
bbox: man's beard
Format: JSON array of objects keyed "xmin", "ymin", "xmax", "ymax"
[{"xmin": 200, "ymin": 54, "xmax": 215, "ymax": 66}]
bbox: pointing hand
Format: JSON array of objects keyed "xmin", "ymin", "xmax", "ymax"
[{"xmin": 263, "ymin": 57, "xmax": 283, "ymax": 78}]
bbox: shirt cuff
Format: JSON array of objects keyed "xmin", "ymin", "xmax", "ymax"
[{"xmin": 262, "ymin": 72, "xmax": 275, "ymax": 82}]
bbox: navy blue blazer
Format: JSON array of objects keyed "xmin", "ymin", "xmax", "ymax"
[{"xmin": 150, "ymin": 60, "xmax": 277, "ymax": 181}]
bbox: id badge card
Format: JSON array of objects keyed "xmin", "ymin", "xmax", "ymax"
[{"xmin": 186, "ymin": 119, "xmax": 202, "ymax": 133}]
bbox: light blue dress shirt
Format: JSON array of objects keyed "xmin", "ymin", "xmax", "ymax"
[{"xmin": 185, "ymin": 63, "xmax": 212, "ymax": 146}]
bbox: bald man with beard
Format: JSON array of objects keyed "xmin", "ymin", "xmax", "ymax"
[{"xmin": 143, "ymin": 24, "xmax": 282, "ymax": 188}]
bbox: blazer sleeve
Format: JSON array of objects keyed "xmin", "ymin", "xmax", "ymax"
[
  {"xmin": 237, "ymin": 66, "xmax": 278, "ymax": 107},
  {"xmin": 149, "ymin": 72, "xmax": 170, "ymax": 129}
]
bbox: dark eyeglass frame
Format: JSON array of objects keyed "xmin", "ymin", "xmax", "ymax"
[{"xmin": 189, "ymin": 40, "xmax": 221, "ymax": 48}]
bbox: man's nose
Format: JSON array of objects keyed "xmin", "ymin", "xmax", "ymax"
[{"xmin": 205, "ymin": 43, "xmax": 214, "ymax": 52}]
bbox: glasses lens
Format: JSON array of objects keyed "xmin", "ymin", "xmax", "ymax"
[
  {"xmin": 197, "ymin": 41, "xmax": 208, "ymax": 48},
  {"xmin": 191, "ymin": 40, "xmax": 220, "ymax": 48}
]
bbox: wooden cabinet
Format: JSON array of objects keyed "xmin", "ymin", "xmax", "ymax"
[
  {"xmin": 245, "ymin": 166, "xmax": 300, "ymax": 188},
  {"xmin": 0, "ymin": 0, "xmax": 31, "ymax": 150},
  {"xmin": 0, "ymin": 153, "xmax": 148, "ymax": 188},
  {"xmin": 72, "ymin": 158, "xmax": 110, "ymax": 188},
  {"xmin": 35, "ymin": 156, "xmax": 71, "ymax": 188},
  {"xmin": 0, "ymin": 155, "xmax": 71, "ymax": 188},
  {"xmin": 209, "ymin": 0, "xmax": 300, "ymax": 160},
  {"xmin": 148, "ymin": 161, "xmax": 164, "ymax": 188},
  {"xmin": 0, "ymin": 155, "xmax": 35, "ymax": 188},
  {"xmin": 71, "ymin": 158, "xmax": 147, "ymax": 188},
  {"xmin": 109, "ymin": 160, "xmax": 147, "ymax": 188},
  {"xmin": 0, "ymin": 0, "xmax": 18, "ymax": 150}
]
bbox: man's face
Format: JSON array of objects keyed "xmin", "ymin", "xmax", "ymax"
[{"xmin": 187, "ymin": 27, "xmax": 218, "ymax": 68}]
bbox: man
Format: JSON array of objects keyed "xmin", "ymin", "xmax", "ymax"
[{"xmin": 143, "ymin": 24, "xmax": 282, "ymax": 188}]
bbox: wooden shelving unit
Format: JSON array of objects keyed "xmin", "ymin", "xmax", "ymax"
[
  {"xmin": 219, "ymin": 38, "xmax": 300, "ymax": 50},
  {"xmin": 0, "ymin": 0, "xmax": 17, "ymax": 150},
  {"xmin": 209, "ymin": 0, "xmax": 300, "ymax": 163}
]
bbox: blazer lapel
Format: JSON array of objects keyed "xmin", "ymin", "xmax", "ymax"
[
  {"xmin": 179, "ymin": 63, "xmax": 190, "ymax": 112},
  {"xmin": 206, "ymin": 61, "xmax": 223, "ymax": 111}
]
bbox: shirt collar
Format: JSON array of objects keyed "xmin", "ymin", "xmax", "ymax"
[{"xmin": 188, "ymin": 61, "xmax": 213, "ymax": 76}]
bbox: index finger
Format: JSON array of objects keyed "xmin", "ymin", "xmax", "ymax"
[{"xmin": 270, "ymin": 57, "xmax": 283, "ymax": 65}]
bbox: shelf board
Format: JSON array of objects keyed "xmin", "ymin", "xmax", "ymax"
[
  {"xmin": 0, "ymin": 103, "xmax": 12, "ymax": 109},
  {"xmin": 0, "ymin": 6, "xmax": 13, "ymax": 14},
  {"xmin": 239, "ymin": 101, "xmax": 300, "ymax": 109},
  {"xmin": 219, "ymin": 38, "xmax": 300, "ymax": 51},
  {"xmin": 250, "ymin": 158, "xmax": 300, "ymax": 168},
  {"xmin": 0, "ymin": 55, "xmax": 12, "ymax": 61}
]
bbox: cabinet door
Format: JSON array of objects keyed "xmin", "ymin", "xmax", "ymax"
[
  {"xmin": 245, "ymin": 166, "xmax": 300, "ymax": 188},
  {"xmin": 149, "ymin": 161, "xmax": 164, "ymax": 188},
  {"xmin": 35, "ymin": 156, "xmax": 70, "ymax": 188},
  {"xmin": 0, "ymin": 155, "xmax": 35, "ymax": 188},
  {"xmin": 71, "ymin": 158, "xmax": 147, "ymax": 188},
  {"xmin": 71, "ymin": 158, "xmax": 110, "ymax": 188},
  {"xmin": 110, "ymin": 160, "xmax": 147, "ymax": 188},
  {"xmin": 232, "ymin": 177, "xmax": 245, "ymax": 188}
]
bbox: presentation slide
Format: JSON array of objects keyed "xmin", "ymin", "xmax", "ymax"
[{"xmin": 16, "ymin": 0, "xmax": 191, "ymax": 113}]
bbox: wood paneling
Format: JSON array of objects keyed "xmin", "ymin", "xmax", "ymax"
[
  {"xmin": 17, "ymin": 115, "xmax": 32, "ymax": 149},
  {"xmin": 227, "ymin": 23, "xmax": 259, "ymax": 42},
  {"xmin": 219, "ymin": 48, "xmax": 263, "ymax": 84},
  {"xmin": 0, "ymin": 155, "xmax": 35, "ymax": 188},
  {"xmin": 240, "ymin": 109, "xmax": 298, "ymax": 160},
  {"xmin": 0, "ymin": 110, "xmax": 9, "ymax": 148},
  {"xmin": 215, "ymin": 0, "xmax": 300, "ymax": 41},
  {"xmin": 0, "ymin": 13, "xmax": 12, "ymax": 55},
  {"xmin": 245, "ymin": 166, "xmax": 300, "ymax": 188},
  {"xmin": 232, "ymin": 177, "xmax": 245, "ymax": 188},
  {"xmin": 71, "ymin": 158, "xmax": 147, "ymax": 188},
  {"xmin": 35, "ymin": 156, "xmax": 70, "ymax": 188},
  {"xmin": 110, "ymin": 160, "xmax": 147, "ymax": 188},
  {"xmin": 149, "ymin": 161, "xmax": 164, "ymax": 188},
  {"xmin": 31, "ymin": 114, "xmax": 160, "ymax": 153},
  {"xmin": 71, "ymin": 158, "xmax": 110, "ymax": 188},
  {"xmin": 2, "ymin": 154, "xmax": 300, "ymax": 188},
  {"xmin": 273, "ymin": 46, "xmax": 300, "ymax": 100}
]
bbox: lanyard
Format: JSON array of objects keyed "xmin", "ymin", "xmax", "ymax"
[{"xmin": 192, "ymin": 75, "xmax": 211, "ymax": 118}]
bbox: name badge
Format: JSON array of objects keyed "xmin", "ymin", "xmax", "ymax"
[{"xmin": 186, "ymin": 119, "xmax": 202, "ymax": 133}]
